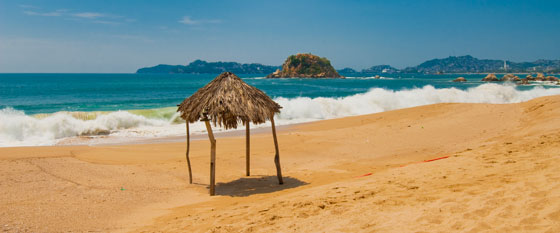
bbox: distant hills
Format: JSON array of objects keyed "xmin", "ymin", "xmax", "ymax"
[
  {"xmin": 361, "ymin": 65, "xmax": 400, "ymax": 74},
  {"xmin": 137, "ymin": 55, "xmax": 560, "ymax": 74},
  {"xmin": 336, "ymin": 65, "xmax": 399, "ymax": 74},
  {"xmin": 137, "ymin": 60, "xmax": 278, "ymax": 74},
  {"xmin": 401, "ymin": 55, "xmax": 560, "ymax": 74},
  {"xmin": 337, "ymin": 68, "xmax": 358, "ymax": 73}
]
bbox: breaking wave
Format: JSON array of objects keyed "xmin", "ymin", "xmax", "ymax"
[
  {"xmin": 1, "ymin": 83, "xmax": 559, "ymax": 147},
  {"xmin": 0, "ymin": 109, "xmax": 176, "ymax": 146},
  {"xmin": 275, "ymin": 83, "xmax": 560, "ymax": 121}
]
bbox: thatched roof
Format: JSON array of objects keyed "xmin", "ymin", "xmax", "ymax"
[{"xmin": 178, "ymin": 72, "xmax": 282, "ymax": 129}]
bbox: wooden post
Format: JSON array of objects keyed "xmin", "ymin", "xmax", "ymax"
[
  {"xmin": 204, "ymin": 120, "xmax": 217, "ymax": 196},
  {"xmin": 270, "ymin": 114, "xmax": 283, "ymax": 184},
  {"xmin": 246, "ymin": 122, "xmax": 250, "ymax": 176},
  {"xmin": 185, "ymin": 123, "xmax": 192, "ymax": 184}
]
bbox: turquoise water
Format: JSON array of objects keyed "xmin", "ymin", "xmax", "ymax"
[
  {"xmin": 0, "ymin": 73, "xmax": 528, "ymax": 114},
  {"xmin": 1, "ymin": 72, "xmax": 560, "ymax": 146}
]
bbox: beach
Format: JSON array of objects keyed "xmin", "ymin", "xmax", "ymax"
[
  {"xmin": 3, "ymin": 1, "xmax": 560, "ymax": 232},
  {"xmin": 2, "ymin": 95, "xmax": 560, "ymax": 232}
]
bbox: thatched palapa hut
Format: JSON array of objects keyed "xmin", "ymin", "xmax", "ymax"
[{"xmin": 177, "ymin": 72, "xmax": 284, "ymax": 195}]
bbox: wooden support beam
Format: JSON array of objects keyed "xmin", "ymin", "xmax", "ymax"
[
  {"xmin": 246, "ymin": 122, "xmax": 250, "ymax": 176},
  {"xmin": 204, "ymin": 120, "xmax": 217, "ymax": 196},
  {"xmin": 270, "ymin": 115, "xmax": 284, "ymax": 184},
  {"xmin": 185, "ymin": 123, "xmax": 192, "ymax": 184}
]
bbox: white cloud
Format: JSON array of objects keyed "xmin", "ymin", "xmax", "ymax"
[
  {"xmin": 72, "ymin": 12, "xmax": 105, "ymax": 19},
  {"xmin": 23, "ymin": 10, "xmax": 64, "ymax": 17},
  {"xmin": 21, "ymin": 7, "xmax": 135, "ymax": 25},
  {"xmin": 179, "ymin": 16, "xmax": 197, "ymax": 25},
  {"xmin": 179, "ymin": 16, "xmax": 221, "ymax": 25}
]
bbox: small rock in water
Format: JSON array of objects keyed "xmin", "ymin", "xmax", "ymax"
[
  {"xmin": 453, "ymin": 77, "xmax": 467, "ymax": 82},
  {"xmin": 481, "ymin": 73, "xmax": 499, "ymax": 82},
  {"xmin": 501, "ymin": 74, "xmax": 520, "ymax": 82}
]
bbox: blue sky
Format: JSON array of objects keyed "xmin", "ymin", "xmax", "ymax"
[{"xmin": 0, "ymin": 0, "xmax": 559, "ymax": 73}]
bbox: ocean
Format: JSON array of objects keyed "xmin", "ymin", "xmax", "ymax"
[{"xmin": 1, "ymin": 73, "xmax": 559, "ymax": 147}]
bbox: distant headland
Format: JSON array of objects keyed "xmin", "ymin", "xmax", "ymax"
[
  {"xmin": 137, "ymin": 55, "xmax": 560, "ymax": 75},
  {"xmin": 136, "ymin": 60, "xmax": 279, "ymax": 74},
  {"xmin": 400, "ymin": 55, "xmax": 560, "ymax": 74}
]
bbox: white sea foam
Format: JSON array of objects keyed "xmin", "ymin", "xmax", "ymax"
[
  {"xmin": 274, "ymin": 83, "xmax": 560, "ymax": 121},
  {"xmin": 0, "ymin": 109, "xmax": 170, "ymax": 147},
  {"xmin": 1, "ymin": 83, "xmax": 560, "ymax": 147}
]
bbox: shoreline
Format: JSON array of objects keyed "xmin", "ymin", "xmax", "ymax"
[
  {"xmin": 4, "ymin": 80, "xmax": 560, "ymax": 148},
  {"xmin": 89, "ymin": 123, "xmax": 299, "ymax": 146},
  {"xmin": 2, "ymin": 96, "xmax": 560, "ymax": 232}
]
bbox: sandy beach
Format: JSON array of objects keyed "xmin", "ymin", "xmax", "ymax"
[{"xmin": 2, "ymin": 95, "xmax": 560, "ymax": 232}]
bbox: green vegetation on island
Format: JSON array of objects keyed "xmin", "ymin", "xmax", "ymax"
[
  {"xmin": 402, "ymin": 55, "xmax": 560, "ymax": 74},
  {"xmin": 266, "ymin": 53, "xmax": 343, "ymax": 78},
  {"xmin": 136, "ymin": 60, "xmax": 279, "ymax": 74}
]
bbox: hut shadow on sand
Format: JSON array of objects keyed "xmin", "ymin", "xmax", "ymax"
[{"xmin": 215, "ymin": 176, "xmax": 307, "ymax": 197}]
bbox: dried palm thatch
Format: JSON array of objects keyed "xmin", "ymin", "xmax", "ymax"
[
  {"xmin": 178, "ymin": 72, "xmax": 281, "ymax": 129},
  {"xmin": 178, "ymin": 72, "xmax": 284, "ymax": 196}
]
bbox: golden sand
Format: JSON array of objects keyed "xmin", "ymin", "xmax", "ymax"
[{"xmin": 1, "ymin": 96, "xmax": 560, "ymax": 232}]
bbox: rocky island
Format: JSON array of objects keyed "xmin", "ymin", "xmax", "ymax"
[{"xmin": 266, "ymin": 53, "xmax": 343, "ymax": 78}]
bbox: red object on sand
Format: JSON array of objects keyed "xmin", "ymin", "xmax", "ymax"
[
  {"xmin": 400, "ymin": 156, "xmax": 450, "ymax": 167},
  {"xmin": 423, "ymin": 156, "xmax": 449, "ymax": 163},
  {"xmin": 357, "ymin": 172, "xmax": 372, "ymax": 177}
]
